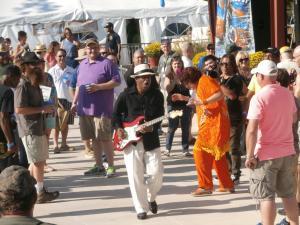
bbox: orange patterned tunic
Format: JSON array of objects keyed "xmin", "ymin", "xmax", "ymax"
[{"xmin": 193, "ymin": 75, "xmax": 230, "ymax": 160}]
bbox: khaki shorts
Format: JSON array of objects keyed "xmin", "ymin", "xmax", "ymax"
[
  {"xmin": 21, "ymin": 135, "xmax": 49, "ymax": 164},
  {"xmin": 79, "ymin": 116, "xmax": 112, "ymax": 141},
  {"xmin": 249, "ymin": 155, "xmax": 297, "ymax": 200}
]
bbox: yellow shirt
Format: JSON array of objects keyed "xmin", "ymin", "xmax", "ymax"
[{"xmin": 248, "ymin": 75, "xmax": 261, "ymax": 94}]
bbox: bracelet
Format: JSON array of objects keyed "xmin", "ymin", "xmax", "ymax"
[{"xmin": 7, "ymin": 142, "xmax": 15, "ymax": 149}]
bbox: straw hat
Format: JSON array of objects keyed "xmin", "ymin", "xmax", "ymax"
[
  {"xmin": 0, "ymin": 43, "xmax": 8, "ymax": 53},
  {"xmin": 34, "ymin": 43, "xmax": 47, "ymax": 52},
  {"xmin": 75, "ymin": 48, "xmax": 87, "ymax": 61}
]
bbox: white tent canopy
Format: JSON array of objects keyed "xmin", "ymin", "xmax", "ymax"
[{"xmin": 0, "ymin": 0, "xmax": 209, "ymax": 64}]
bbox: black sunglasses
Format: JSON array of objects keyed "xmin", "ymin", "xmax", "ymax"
[{"xmin": 239, "ymin": 58, "xmax": 249, "ymax": 62}]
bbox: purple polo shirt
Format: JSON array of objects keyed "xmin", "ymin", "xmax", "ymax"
[{"xmin": 76, "ymin": 56, "xmax": 120, "ymax": 117}]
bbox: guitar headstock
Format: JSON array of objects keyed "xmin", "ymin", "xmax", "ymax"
[{"xmin": 169, "ymin": 110, "xmax": 183, "ymax": 119}]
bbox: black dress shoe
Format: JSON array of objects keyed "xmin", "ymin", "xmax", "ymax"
[
  {"xmin": 137, "ymin": 212, "xmax": 147, "ymax": 220},
  {"xmin": 149, "ymin": 201, "xmax": 158, "ymax": 214}
]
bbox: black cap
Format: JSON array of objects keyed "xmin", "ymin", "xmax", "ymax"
[
  {"xmin": 21, "ymin": 52, "xmax": 41, "ymax": 65},
  {"xmin": 104, "ymin": 22, "xmax": 114, "ymax": 28},
  {"xmin": 226, "ymin": 43, "xmax": 242, "ymax": 54},
  {"xmin": 263, "ymin": 47, "xmax": 280, "ymax": 57}
]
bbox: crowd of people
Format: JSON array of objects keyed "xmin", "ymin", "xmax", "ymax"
[{"xmin": 0, "ymin": 23, "xmax": 300, "ymax": 225}]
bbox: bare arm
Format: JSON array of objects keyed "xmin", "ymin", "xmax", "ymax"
[
  {"xmin": 15, "ymin": 105, "xmax": 53, "ymax": 115},
  {"xmin": 220, "ymin": 85, "xmax": 237, "ymax": 100},
  {"xmin": 117, "ymin": 43, "xmax": 121, "ymax": 59},
  {"xmin": 14, "ymin": 44, "xmax": 24, "ymax": 58},
  {"xmin": 205, "ymin": 91, "xmax": 224, "ymax": 104},
  {"xmin": 164, "ymin": 77, "xmax": 175, "ymax": 93},
  {"xmin": 0, "ymin": 112, "xmax": 14, "ymax": 144},
  {"xmin": 245, "ymin": 119, "xmax": 258, "ymax": 169},
  {"xmin": 71, "ymin": 86, "xmax": 80, "ymax": 113}
]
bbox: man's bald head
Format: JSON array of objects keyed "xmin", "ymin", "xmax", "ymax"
[{"xmin": 133, "ymin": 48, "xmax": 145, "ymax": 66}]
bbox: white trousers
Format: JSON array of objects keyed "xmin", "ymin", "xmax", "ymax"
[{"xmin": 123, "ymin": 142, "xmax": 163, "ymax": 214}]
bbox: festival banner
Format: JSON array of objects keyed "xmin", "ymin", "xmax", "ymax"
[{"xmin": 215, "ymin": 0, "xmax": 255, "ymax": 57}]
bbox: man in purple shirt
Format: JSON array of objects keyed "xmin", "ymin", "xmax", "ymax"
[{"xmin": 71, "ymin": 39, "xmax": 120, "ymax": 177}]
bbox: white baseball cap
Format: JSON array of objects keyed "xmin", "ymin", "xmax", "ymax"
[{"xmin": 251, "ymin": 60, "xmax": 278, "ymax": 76}]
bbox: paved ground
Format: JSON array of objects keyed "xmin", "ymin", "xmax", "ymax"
[{"xmin": 34, "ymin": 118, "xmax": 286, "ymax": 225}]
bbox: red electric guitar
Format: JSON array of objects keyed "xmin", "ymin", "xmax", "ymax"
[{"xmin": 113, "ymin": 110, "xmax": 183, "ymax": 151}]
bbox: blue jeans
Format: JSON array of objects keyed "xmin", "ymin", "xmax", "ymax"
[{"xmin": 165, "ymin": 106, "xmax": 192, "ymax": 153}]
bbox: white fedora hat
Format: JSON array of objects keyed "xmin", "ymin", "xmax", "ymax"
[{"xmin": 130, "ymin": 64, "xmax": 157, "ymax": 78}]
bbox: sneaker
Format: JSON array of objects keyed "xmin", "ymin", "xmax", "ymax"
[
  {"xmin": 149, "ymin": 201, "xmax": 158, "ymax": 214},
  {"xmin": 53, "ymin": 146, "xmax": 60, "ymax": 154},
  {"xmin": 84, "ymin": 148, "xmax": 94, "ymax": 159},
  {"xmin": 37, "ymin": 187, "xmax": 59, "ymax": 204},
  {"xmin": 84, "ymin": 165, "xmax": 106, "ymax": 176},
  {"xmin": 183, "ymin": 152, "xmax": 193, "ymax": 157},
  {"xmin": 106, "ymin": 166, "xmax": 116, "ymax": 178},
  {"xmin": 276, "ymin": 218, "xmax": 290, "ymax": 225}
]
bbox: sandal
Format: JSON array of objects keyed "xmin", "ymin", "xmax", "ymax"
[{"xmin": 191, "ymin": 188, "xmax": 212, "ymax": 197}]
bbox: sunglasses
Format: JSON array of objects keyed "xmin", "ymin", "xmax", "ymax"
[
  {"xmin": 239, "ymin": 58, "xmax": 249, "ymax": 63},
  {"xmin": 207, "ymin": 48, "xmax": 215, "ymax": 51},
  {"xmin": 220, "ymin": 62, "xmax": 229, "ymax": 66}
]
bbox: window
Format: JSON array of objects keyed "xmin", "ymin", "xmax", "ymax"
[{"xmin": 161, "ymin": 23, "xmax": 191, "ymax": 39}]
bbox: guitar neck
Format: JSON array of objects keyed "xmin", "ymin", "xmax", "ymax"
[{"xmin": 138, "ymin": 115, "xmax": 166, "ymax": 129}]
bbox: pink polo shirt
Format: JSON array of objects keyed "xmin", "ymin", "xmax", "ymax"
[{"xmin": 247, "ymin": 84, "xmax": 296, "ymax": 161}]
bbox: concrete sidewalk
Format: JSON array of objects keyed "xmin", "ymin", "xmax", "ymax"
[{"xmin": 34, "ymin": 120, "xmax": 286, "ymax": 225}]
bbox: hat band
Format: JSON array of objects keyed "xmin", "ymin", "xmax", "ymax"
[{"xmin": 134, "ymin": 69, "xmax": 154, "ymax": 75}]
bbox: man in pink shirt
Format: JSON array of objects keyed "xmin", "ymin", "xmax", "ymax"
[{"xmin": 246, "ymin": 60, "xmax": 299, "ymax": 225}]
